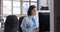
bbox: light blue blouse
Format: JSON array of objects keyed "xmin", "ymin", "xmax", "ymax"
[{"xmin": 21, "ymin": 16, "xmax": 39, "ymax": 32}]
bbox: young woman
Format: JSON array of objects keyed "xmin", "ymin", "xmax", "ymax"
[{"xmin": 21, "ymin": 5, "xmax": 39, "ymax": 32}]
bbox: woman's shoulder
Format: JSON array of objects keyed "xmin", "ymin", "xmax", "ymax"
[
  {"xmin": 22, "ymin": 16, "xmax": 30, "ymax": 23},
  {"xmin": 23, "ymin": 16, "xmax": 29, "ymax": 19}
]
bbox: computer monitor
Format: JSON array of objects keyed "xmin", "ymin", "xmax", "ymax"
[{"xmin": 39, "ymin": 13, "xmax": 50, "ymax": 32}]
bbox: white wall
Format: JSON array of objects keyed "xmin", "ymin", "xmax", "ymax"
[{"xmin": 50, "ymin": 0, "xmax": 54, "ymax": 32}]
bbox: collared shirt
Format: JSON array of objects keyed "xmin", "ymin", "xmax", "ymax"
[{"xmin": 21, "ymin": 16, "xmax": 39, "ymax": 32}]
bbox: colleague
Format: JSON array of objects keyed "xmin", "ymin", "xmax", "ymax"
[
  {"xmin": 21, "ymin": 5, "xmax": 39, "ymax": 32},
  {"xmin": 4, "ymin": 15, "xmax": 19, "ymax": 32}
]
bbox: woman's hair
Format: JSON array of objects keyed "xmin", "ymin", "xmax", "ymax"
[
  {"xmin": 4, "ymin": 15, "xmax": 19, "ymax": 32},
  {"xmin": 27, "ymin": 5, "xmax": 36, "ymax": 16}
]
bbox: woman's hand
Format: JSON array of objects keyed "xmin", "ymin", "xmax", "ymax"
[{"xmin": 33, "ymin": 27, "xmax": 39, "ymax": 32}]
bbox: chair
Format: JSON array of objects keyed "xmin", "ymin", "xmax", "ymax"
[
  {"xmin": 4, "ymin": 15, "xmax": 19, "ymax": 32},
  {"xmin": 19, "ymin": 16, "xmax": 25, "ymax": 32}
]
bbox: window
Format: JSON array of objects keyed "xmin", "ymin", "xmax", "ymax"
[
  {"xmin": 3, "ymin": 0, "xmax": 21, "ymax": 15},
  {"xmin": 3, "ymin": 1, "xmax": 12, "ymax": 14},
  {"xmin": 3, "ymin": 0, "xmax": 37, "ymax": 15},
  {"xmin": 22, "ymin": 0, "xmax": 37, "ymax": 14},
  {"xmin": 31, "ymin": 2, "xmax": 37, "ymax": 7},
  {"xmin": 13, "ymin": 1, "xmax": 20, "ymax": 14},
  {"xmin": 23, "ymin": 0, "xmax": 29, "ymax": 1},
  {"xmin": 22, "ymin": 2, "xmax": 29, "ymax": 14},
  {"xmin": 31, "ymin": 0, "xmax": 37, "ymax": 1}
]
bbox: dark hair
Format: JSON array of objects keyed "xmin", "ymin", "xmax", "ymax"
[
  {"xmin": 27, "ymin": 5, "xmax": 36, "ymax": 16},
  {"xmin": 4, "ymin": 15, "xmax": 19, "ymax": 32}
]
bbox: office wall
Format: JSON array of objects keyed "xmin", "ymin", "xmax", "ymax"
[
  {"xmin": 50, "ymin": 0, "xmax": 54, "ymax": 32},
  {"xmin": 0, "ymin": 0, "xmax": 3, "ymax": 18},
  {"xmin": 0, "ymin": 0, "xmax": 1, "ymax": 16},
  {"xmin": 0, "ymin": 0, "xmax": 2, "ymax": 32}
]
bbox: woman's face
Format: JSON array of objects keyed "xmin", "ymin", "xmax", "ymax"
[{"xmin": 31, "ymin": 8, "xmax": 36, "ymax": 16}]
